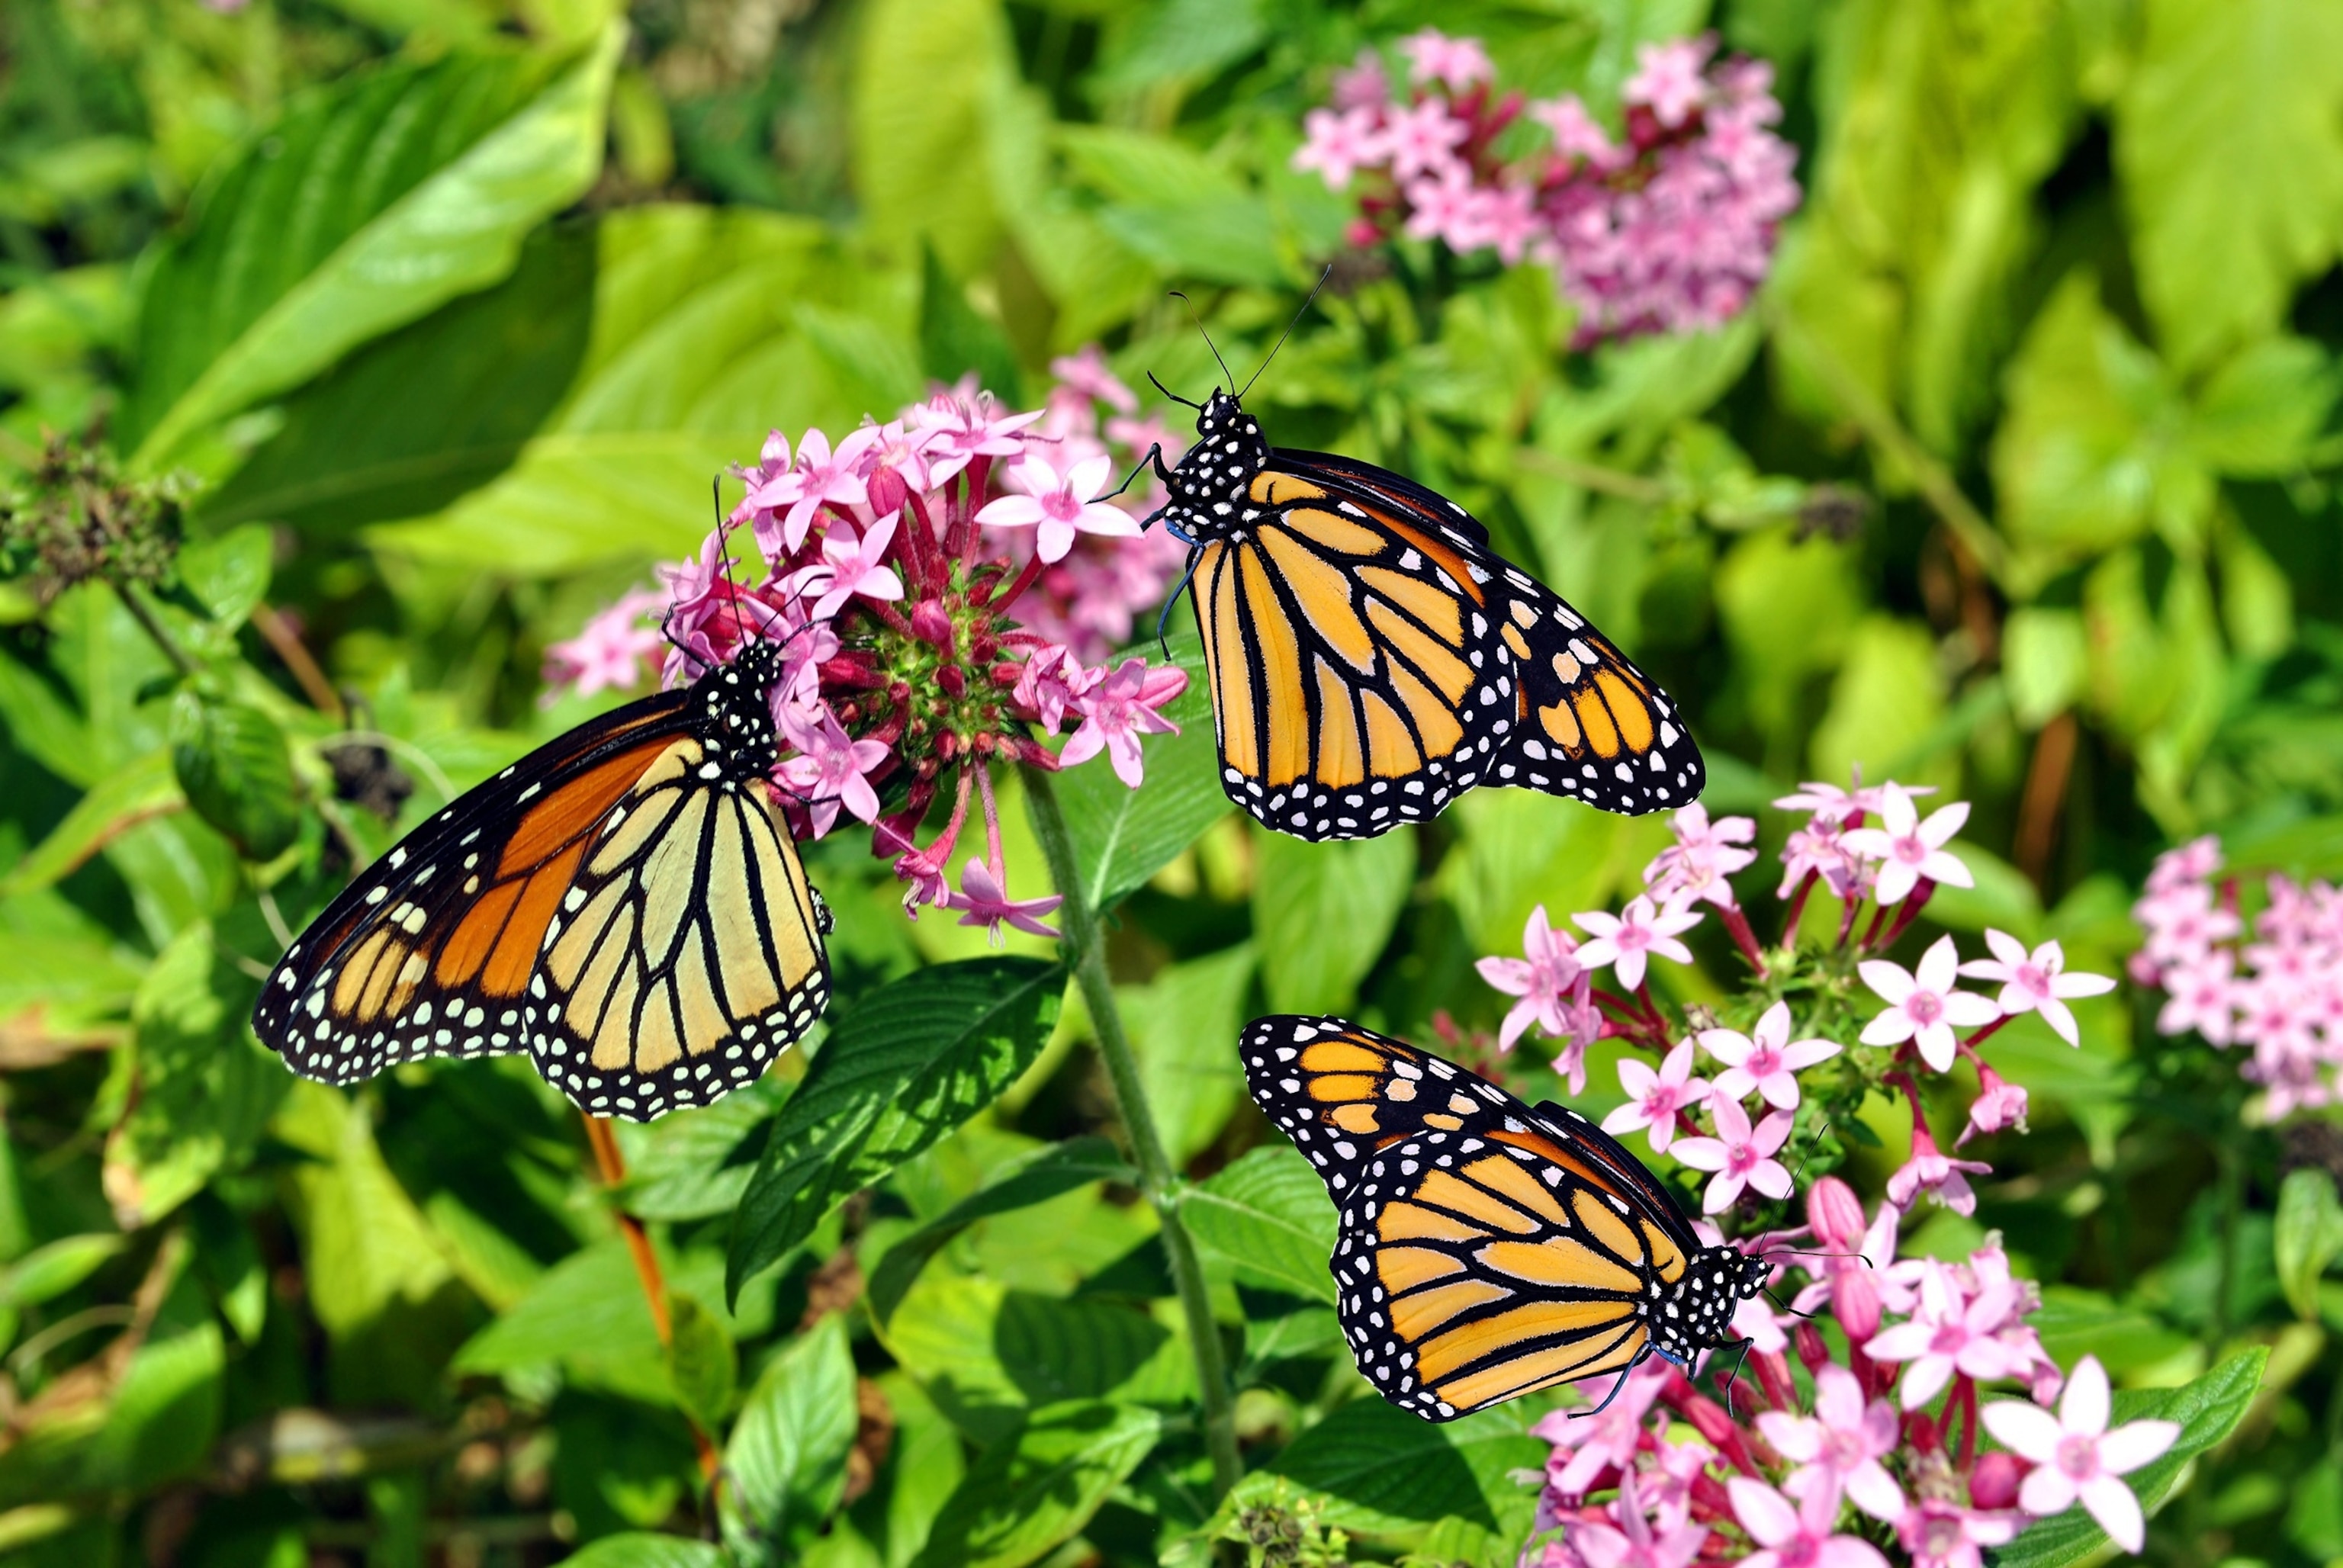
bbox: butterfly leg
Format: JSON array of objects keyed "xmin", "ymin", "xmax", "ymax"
[
  {"xmin": 1156, "ymin": 544, "xmax": 1204, "ymax": 655},
  {"xmin": 1569, "ymin": 1345, "xmax": 1658, "ymax": 1418}
]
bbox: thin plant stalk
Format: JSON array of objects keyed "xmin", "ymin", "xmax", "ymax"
[
  {"xmin": 580, "ymin": 1113, "xmax": 722, "ymax": 1482},
  {"xmin": 1022, "ymin": 763, "xmax": 1243, "ymax": 1499}
]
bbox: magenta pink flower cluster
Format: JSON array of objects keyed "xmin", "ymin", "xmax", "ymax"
[
  {"xmin": 542, "ymin": 356, "xmax": 1196, "ymax": 938},
  {"xmin": 1477, "ymin": 779, "xmax": 2115, "ymax": 1215},
  {"xmin": 2132, "ymin": 837, "xmax": 2343, "ymax": 1120},
  {"xmin": 1525, "ymin": 1178, "xmax": 2177, "ymax": 1566},
  {"xmin": 1292, "ymin": 30, "xmax": 1801, "ymax": 345}
]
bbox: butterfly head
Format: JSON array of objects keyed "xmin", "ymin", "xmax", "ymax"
[
  {"xmin": 1154, "ymin": 390, "xmax": 1271, "ymax": 545},
  {"xmin": 1647, "ymin": 1244, "xmax": 1773, "ymax": 1366}
]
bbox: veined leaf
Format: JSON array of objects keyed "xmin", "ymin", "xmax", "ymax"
[
  {"xmin": 1054, "ymin": 625, "xmax": 1226, "ymax": 914},
  {"xmin": 868, "ymin": 1136, "xmax": 1133, "ymax": 1324},
  {"xmin": 1182, "ymin": 1145, "xmax": 1335, "ymax": 1305},
  {"xmin": 1985, "ymin": 1348, "xmax": 2267, "ymax": 1568},
  {"xmin": 1263, "ymin": 1399, "xmax": 1544, "ymax": 1533},
  {"xmin": 727, "ymin": 958, "xmax": 1063, "ymax": 1300},
  {"xmin": 1254, "ymin": 827, "xmax": 1416, "ymax": 1014},
  {"xmin": 910, "ymin": 1401, "xmax": 1162, "ymax": 1568},
  {"xmin": 727, "ymin": 1313, "xmax": 857, "ymax": 1545},
  {"xmin": 0, "ymin": 749, "xmax": 183, "ymax": 899},
  {"xmin": 126, "ymin": 30, "xmax": 620, "ymax": 469}
]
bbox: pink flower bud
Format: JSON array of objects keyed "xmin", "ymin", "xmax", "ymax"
[
  {"xmin": 867, "ymin": 463, "xmax": 910, "ymax": 519},
  {"xmin": 1794, "ymin": 1322, "xmax": 1829, "ymax": 1371},
  {"xmin": 1833, "ymin": 1269, "xmax": 1882, "ymax": 1342},
  {"xmin": 1807, "ymin": 1176, "xmax": 1866, "ymax": 1251},
  {"xmin": 911, "ymin": 599, "xmax": 954, "ymax": 651},
  {"xmin": 1968, "ymin": 1451, "xmax": 2023, "ymax": 1510}
]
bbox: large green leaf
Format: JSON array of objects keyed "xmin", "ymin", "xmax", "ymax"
[
  {"xmin": 1254, "ymin": 827, "xmax": 1416, "ymax": 1014},
  {"xmin": 1053, "ymin": 625, "xmax": 1228, "ymax": 914},
  {"xmin": 910, "ymin": 1401, "xmax": 1162, "ymax": 1568},
  {"xmin": 868, "ymin": 1136, "xmax": 1134, "ymax": 1323},
  {"xmin": 169, "ymin": 692, "xmax": 301, "ymax": 862},
  {"xmin": 1182, "ymin": 1145, "xmax": 1335, "ymax": 1305},
  {"xmin": 2115, "ymin": 0, "xmax": 2343, "ymax": 370},
  {"xmin": 101, "ymin": 922, "xmax": 283, "ymax": 1229},
  {"xmin": 727, "ymin": 958, "xmax": 1064, "ymax": 1299},
  {"xmin": 727, "ymin": 1313, "xmax": 859, "ymax": 1548},
  {"xmin": 451, "ymin": 1239, "xmax": 668, "ymax": 1404},
  {"xmin": 1123, "ymin": 942, "xmax": 1254, "ymax": 1167},
  {"xmin": 220, "ymin": 206, "xmax": 919, "ymax": 572},
  {"xmin": 562, "ymin": 1539, "xmax": 723, "ymax": 1568},
  {"xmin": 1265, "ymin": 1399, "xmax": 1545, "ymax": 1534},
  {"xmin": 124, "ymin": 30, "xmax": 620, "ymax": 469},
  {"xmin": 0, "ymin": 747, "xmax": 182, "ymax": 898},
  {"xmin": 851, "ymin": 0, "xmax": 1017, "ymax": 277},
  {"xmin": 2274, "ymin": 1169, "xmax": 2343, "ymax": 1322},
  {"xmin": 1987, "ymin": 1348, "xmax": 2267, "ymax": 1568}
]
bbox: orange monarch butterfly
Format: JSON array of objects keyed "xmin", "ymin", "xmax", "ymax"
[
  {"xmin": 1241, "ymin": 1015, "xmax": 1766, "ymax": 1422},
  {"xmin": 252, "ymin": 636, "xmax": 832, "ymax": 1123},
  {"xmin": 1148, "ymin": 390, "xmax": 1703, "ymax": 840}
]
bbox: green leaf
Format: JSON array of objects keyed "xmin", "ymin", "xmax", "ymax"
[
  {"xmin": 910, "ymin": 1401, "xmax": 1162, "ymax": 1568},
  {"xmin": 2001, "ymin": 607, "xmax": 2088, "ymax": 729},
  {"xmin": 125, "ymin": 30, "xmax": 620, "ymax": 468},
  {"xmin": 664, "ymin": 1290, "xmax": 737, "ymax": 1431},
  {"xmin": 728, "ymin": 958, "xmax": 1064, "ymax": 1300},
  {"xmin": 921, "ymin": 244, "xmax": 1020, "ymax": 404},
  {"xmin": 993, "ymin": 1292, "xmax": 1190, "ymax": 1407},
  {"xmin": 1986, "ymin": 1348, "xmax": 2268, "ymax": 1568},
  {"xmin": 1091, "ymin": 0, "xmax": 1267, "ymax": 92},
  {"xmin": 349, "ymin": 209, "xmax": 919, "ymax": 574},
  {"xmin": 1054, "ymin": 625, "xmax": 1228, "ymax": 914},
  {"xmin": 1182, "ymin": 1145, "xmax": 1335, "ymax": 1305},
  {"xmin": 2274, "ymin": 1168, "xmax": 2343, "ymax": 1322},
  {"xmin": 169, "ymin": 692, "xmax": 301, "ymax": 861},
  {"xmin": 167, "ymin": 524, "xmax": 274, "ymax": 655},
  {"xmin": 0, "ymin": 1234, "xmax": 126, "ymax": 1307},
  {"xmin": 1254, "ymin": 829, "xmax": 1416, "ymax": 1014},
  {"xmin": 616, "ymin": 1077, "xmax": 792, "ymax": 1222},
  {"xmin": 850, "ymin": 0, "xmax": 1016, "ymax": 278},
  {"xmin": 452, "ymin": 1240, "xmax": 667, "ymax": 1404},
  {"xmin": 2115, "ymin": 0, "xmax": 2343, "ymax": 370},
  {"xmin": 728, "ymin": 1313, "xmax": 859, "ymax": 1546},
  {"xmin": 1124, "ymin": 943, "xmax": 1255, "ymax": 1168},
  {"xmin": 869, "ymin": 1136, "xmax": 1133, "ymax": 1324},
  {"xmin": 561, "ymin": 1537, "xmax": 724, "ymax": 1568},
  {"xmin": 1265, "ymin": 1399, "xmax": 1544, "ymax": 1533},
  {"xmin": 0, "ymin": 748, "xmax": 183, "ymax": 898},
  {"xmin": 1809, "ymin": 615, "xmax": 1947, "ymax": 786},
  {"xmin": 103, "ymin": 921, "xmax": 283, "ymax": 1229}
]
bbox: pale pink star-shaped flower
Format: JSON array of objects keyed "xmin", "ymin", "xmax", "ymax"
[
  {"xmin": 1644, "ymin": 802, "xmax": 1757, "ymax": 909},
  {"xmin": 1570, "ymin": 1470, "xmax": 1707, "ymax": 1568},
  {"xmin": 1895, "ymin": 1499, "xmax": 2019, "ymax": 1568},
  {"xmin": 799, "ymin": 512, "xmax": 905, "ymax": 620},
  {"xmin": 1959, "ymin": 930, "xmax": 2115, "ymax": 1046},
  {"xmin": 2153, "ymin": 949, "xmax": 2238, "ymax": 1044},
  {"xmin": 1530, "ymin": 95, "xmax": 1614, "ymax": 163},
  {"xmin": 1059, "ymin": 657, "xmax": 1186, "ymax": 787},
  {"xmin": 947, "ymin": 856, "xmax": 1062, "ymax": 942},
  {"xmin": 1669, "ymin": 1097, "xmax": 1793, "ymax": 1213},
  {"xmin": 1381, "ymin": 96, "xmax": 1470, "ymax": 182},
  {"xmin": 1757, "ymin": 1362, "xmax": 1906, "ymax": 1522},
  {"xmin": 776, "ymin": 704, "xmax": 891, "ymax": 838},
  {"xmin": 1623, "ymin": 37, "xmax": 1715, "ymax": 128},
  {"xmin": 1729, "ymin": 1477, "xmax": 1889, "ymax": 1568},
  {"xmin": 1699, "ymin": 1001, "xmax": 1840, "ymax": 1110},
  {"xmin": 1293, "ymin": 104, "xmax": 1388, "ymax": 190},
  {"xmin": 1859, "ymin": 935, "xmax": 2001, "ymax": 1072},
  {"xmin": 747, "ymin": 426, "xmax": 879, "ymax": 554},
  {"xmin": 1530, "ymin": 1364, "xmax": 1667, "ymax": 1497},
  {"xmin": 543, "ymin": 589, "xmax": 666, "ymax": 699},
  {"xmin": 911, "ymin": 390, "xmax": 1042, "ymax": 486},
  {"xmin": 1980, "ymin": 1354, "xmax": 2179, "ymax": 1553},
  {"xmin": 1475, "ymin": 904, "xmax": 1583, "ymax": 1052},
  {"xmin": 1048, "ymin": 345, "xmax": 1137, "ymax": 413},
  {"xmin": 1838, "ymin": 782, "xmax": 1974, "ymax": 905},
  {"xmin": 976, "ymin": 452, "xmax": 1141, "ymax": 564},
  {"xmin": 1573, "ymin": 895, "xmax": 1702, "ymax": 990},
  {"xmin": 1960, "ymin": 1067, "xmax": 2030, "ymax": 1145},
  {"xmin": 1602, "ymin": 1037, "xmax": 1709, "ymax": 1152},
  {"xmin": 1400, "ymin": 28, "xmax": 1493, "ymax": 91},
  {"xmin": 1011, "ymin": 644, "xmax": 1098, "ymax": 733},
  {"xmin": 1864, "ymin": 1260, "xmax": 2022, "ymax": 1409},
  {"xmin": 1885, "ymin": 1126, "xmax": 1994, "ymax": 1216}
]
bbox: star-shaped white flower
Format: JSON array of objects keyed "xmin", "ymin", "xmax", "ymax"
[
  {"xmin": 1980, "ymin": 1355, "xmax": 2179, "ymax": 1553},
  {"xmin": 1959, "ymin": 930, "xmax": 2116, "ymax": 1046}
]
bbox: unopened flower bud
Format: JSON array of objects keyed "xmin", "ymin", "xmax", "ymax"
[
  {"xmin": 1833, "ymin": 1270, "xmax": 1882, "ymax": 1342},
  {"xmin": 1794, "ymin": 1322, "xmax": 1829, "ymax": 1371},
  {"xmin": 1807, "ymin": 1176, "xmax": 1866, "ymax": 1251},
  {"xmin": 1968, "ymin": 1451, "xmax": 2023, "ymax": 1510},
  {"xmin": 937, "ymin": 664, "xmax": 967, "ymax": 696},
  {"xmin": 868, "ymin": 464, "xmax": 910, "ymax": 519},
  {"xmin": 911, "ymin": 599, "xmax": 954, "ymax": 651}
]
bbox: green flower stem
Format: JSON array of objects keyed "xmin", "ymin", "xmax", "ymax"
[
  {"xmin": 114, "ymin": 582, "xmax": 201, "ymax": 678},
  {"xmin": 1022, "ymin": 763, "xmax": 1242, "ymax": 1499}
]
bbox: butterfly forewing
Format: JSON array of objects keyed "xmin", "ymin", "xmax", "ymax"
[
  {"xmin": 253, "ymin": 645, "xmax": 831, "ymax": 1121},
  {"xmin": 1240, "ymin": 1014, "xmax": 1759, "ymax": 1422}
]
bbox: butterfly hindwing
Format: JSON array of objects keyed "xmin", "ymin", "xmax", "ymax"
[
  {"xmin": 1239, "ymin": 1014, "xmax": 1763, "ymax": 1421},
  {"xmin": 252, "ymin": 645, "xmax": 832, "ymax": 1121}
]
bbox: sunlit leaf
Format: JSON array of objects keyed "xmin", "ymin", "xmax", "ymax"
[
  {"xmin": 910, "ymin": 1400, "xmax": 1162, "ymax": 1568},
  {"xmin": 728, "ymin": 1313, "xmax": 858, "ymax": 1547},
  {"xmin": 1182, "ymin": 1145, "xmax": 1335, "ymax": 1305}
]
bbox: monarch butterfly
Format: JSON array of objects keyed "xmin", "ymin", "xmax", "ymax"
[
  {"xmin": 251, "ymin": 636, "xmax": 833, "ymax": 1123},
  {"xmin": 1241, "ymin": 1014, "xmax": 1767, "ymax": 1422},
  {"xmin": 1149, "ymin": 390, "xmax": 1703, "ymax": 840}
]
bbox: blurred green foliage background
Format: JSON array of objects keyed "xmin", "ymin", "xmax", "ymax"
[{"xmin": 4, "ymin": 0, "xmax": 2343, "ymax": 1563}]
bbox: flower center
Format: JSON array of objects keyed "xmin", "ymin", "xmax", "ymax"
[
  {"xmin": 1892, "ymin": 833, "xmax": 1928, "ymax": 865},
  {"xmin": 2017, "ymin": 963, "xmax": 2049, "ymax": 995},
  {"xmin": 2056, "ymin": 1435, "xmax": 2100, "ymax": 1480},
  {"xmin": 1907, "ymin": 991, "xmax": 1943, "ymax": 1026},
  {"xmin": 1747, "ymin": 1046, "xmax": 1782, "ymax": 1075},
  {"xmin": 1040, "ymin": 490, "xmax": 1083, "ymax": 523}
]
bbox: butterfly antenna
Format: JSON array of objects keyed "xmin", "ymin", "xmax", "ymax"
[
  {"xmin": 712, "ymin": 475, "xmax": 753, "ymax": 652},
  {"xmin": 1241, "ymin": 264, "xmax": 1332, "ymax": 399},
  {"xmin": 1169, "ymin": 291, "xmax": 1236, "ymax": 392},
  {"xmin": 1148, "ymin": 371, "xmax": 1203, "ymax": 412},
  {"xmin": 1788, "ymin": 1118, "xmax": 1833, "ymax": 1190}
]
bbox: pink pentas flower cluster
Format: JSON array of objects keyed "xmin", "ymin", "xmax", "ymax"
[
  {"xmin": 1294, "ymin": 31, "xmax": 1801, "ymax": 345},
  {"xmin": 539, "ymin": 359, "xmax": 1194, "ymax": 940},
  {"xmin": 1524, "ymin": 1178, "xmax": 2178, "ymax": 1567},
  {"xmin": 2132, "ymin": 837, "xmax": 2343, "ymax": 1120},
  {"xmin": 1474, "ymin": 776, "xmax": 2113, "ymax": 1216}
]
